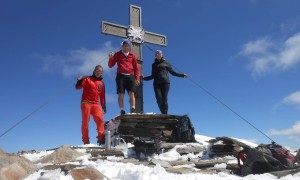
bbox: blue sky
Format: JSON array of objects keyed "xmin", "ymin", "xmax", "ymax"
[{"xmin": 1, "ymin": 0, "xmax": 300, "ymax": 153}]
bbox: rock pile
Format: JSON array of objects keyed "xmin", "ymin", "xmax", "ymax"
[
  {"xmin": 208, "ymin": 137, "xmax": 250, "ymax": 158},
  {"xmin": 0, "ymin": 149, "xmax": 36, "ymax": 180}
]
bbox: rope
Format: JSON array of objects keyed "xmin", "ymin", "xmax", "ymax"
[
  {"xmin": 0, "ymin": 84, "xmax": 71, "ymax": 138},
  {"xmin": 144, "ymin": 44, "xmax": 156, "ymax": 52},
  {"xmin": 0, "ymin": 56, "xmax": 108, "ymax": 139},
  {"xmin": 182, "ymin": 68, "xmax": 275, "ymax": 143},
  {"xmin": 143, "ymin": 43, "xmax": 275, "ymax": 143}
]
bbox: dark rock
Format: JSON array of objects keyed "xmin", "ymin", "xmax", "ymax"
[
  {"xmin": 91, "ymin": 150, "xmax": 124, "ymax": 157},
  {"xmin": 209, "ymin": 137, "xmax": 250, "ymax": 148},
  {"xmin": 161, "ymin": 143, "xmax": 185, "ymax": 149},
  {"xmin": 208, "ymin": 137, "xmax": 248, "ymax": 158}
]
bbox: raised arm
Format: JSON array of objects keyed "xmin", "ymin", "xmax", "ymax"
[
  {"xmin": 75, "ymin": 76, "xmax": 89, "ymax": 89},
  {"xmin": 108, "ymin": 52, "xmax": 117, "ymax": 68}
]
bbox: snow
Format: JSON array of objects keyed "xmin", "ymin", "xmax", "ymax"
[
  {"xmin": 231, "ymin": 137, "xmax": 259, "ymax": 148},
  {"xmin": 22, "ymin": 150, "xmax": 54, "ymax": 162},
  {"xmin": 22, "ymin": 134, "xmax": 300, "ymax": 180}
]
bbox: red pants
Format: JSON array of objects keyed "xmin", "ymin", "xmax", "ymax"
[{"xmin": 81, "ymin": 103, "xmax": 104, "ymax": 144}]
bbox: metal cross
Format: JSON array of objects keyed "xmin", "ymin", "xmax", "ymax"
[{"xmin": 101, "ymin": 4, "xmax": 167, "ymax": 113}]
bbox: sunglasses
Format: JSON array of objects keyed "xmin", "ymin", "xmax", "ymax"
[{"xmin": 95, "ymin": 70, "xmax": 103, "ymax": 73}]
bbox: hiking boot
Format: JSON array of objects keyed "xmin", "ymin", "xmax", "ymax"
[
  {"xmin": 97, "ymin": 138, "xmax": 105, "ymax": 146},
  {"xmin": 83, "ymin": 141, "xmax": 90, "ymax": 145},
  {"xmin": 130, "ymin": 108, "xmax": 135, "ymax": 113},
  {"xmin": 120, "ymin": 110, "xmax": 126, "ymax": 115}
]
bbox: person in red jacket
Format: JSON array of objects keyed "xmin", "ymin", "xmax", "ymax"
[
  {"xmin": 75, "ymin": 65, "xmax": 106, "ymax": 145},
  {"xmin": 108, "ymin": 40, "xmax": 140, "ymax": 114}
]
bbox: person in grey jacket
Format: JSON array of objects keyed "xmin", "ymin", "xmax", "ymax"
[{"xmin": 143, "ymin": 50, "xmax": 188, "ymax": 114}]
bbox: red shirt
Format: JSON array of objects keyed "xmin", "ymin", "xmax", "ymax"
[
  {"xmin": 76, "ymin": 76, "xmax": 106, "ymax": 108},
  {"xmin": 108, "ymin": 50, "xmax": 140, "ymax": 80}
]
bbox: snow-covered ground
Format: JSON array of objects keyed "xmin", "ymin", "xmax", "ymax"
[{"xmin": 22, "ymin": 134, "xmax": 300, "ymax": 180}]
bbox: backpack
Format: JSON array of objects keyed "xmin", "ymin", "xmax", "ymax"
[
  {"xmin": 175, "ymin": 115, "xmax": 196, "ymax": 142},
  {"xmin": 133, "ymin": 137, "xmax": 163, "ymax": 156},
  {"xmin": 238, "ymin": 143, "xmax": 296, "ymax": 176},
  {"xmin": 267, "ymin": 143, "xmax": 296, "ymax": 168},
  {"xmin": 104, "ymin": 119, "xmax": 121, "ymax": 146},
  {"xmin": 105, "ymin": 118, "xmax": 120, "ymax": 134},
  {"xmin": 240, "ymin": 147, "xmax": 283, "ymax": 176}
]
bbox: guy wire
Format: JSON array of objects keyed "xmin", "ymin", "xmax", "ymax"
[
  {"xmin": 0, "ymin": 56, "xmax": 108, "ymax": 139},
  {"xmin": 143, "ymin": 43, "xmax": 275, "ymax": 143}
]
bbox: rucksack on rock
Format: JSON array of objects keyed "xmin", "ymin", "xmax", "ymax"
[
  {"xmin": 267, "ymin": 143, "xmax": 296, "ymax": 169},
  {"xmin": 104, "ymin": 119, "xmax": 121, "ymax": 146},
  {"xmin": 239, "ymin": 143, "xmax": 296, "ymax": 176},
  {"xmin": 175, "ymin": 115, "xmax": 196, "ymax": 142},
  {"xmin": 240, "ymin": 147, "xmax": 283, "ymax": 176},
  {"xmin": 296, "ymin": 150, "xmax": 300, "ymax": 164},
  {"xmin": 133, "ymin": 137, "xmax": 163, "ymax": 156}
]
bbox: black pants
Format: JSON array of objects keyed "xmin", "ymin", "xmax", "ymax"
[{"xmin": 154, "ymin": 83, "xmax": 170, "ymax": 114}]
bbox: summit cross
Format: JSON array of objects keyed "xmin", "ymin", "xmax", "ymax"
[{"xmin": 101, "ymin": 4, "xmax": 167, "ymax": 113}]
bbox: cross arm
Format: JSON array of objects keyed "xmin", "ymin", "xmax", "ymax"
[
  {"xmin": 102, "ymin": 21, "xmax": 127, "ymax": 38},
  {"xmin": 144, "ymin": 31, "xmax": 167, "ymax": 46}
]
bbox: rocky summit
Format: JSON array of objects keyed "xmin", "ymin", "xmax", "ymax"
[{"xmin": 1, "ymin": 136, "xmax": 299, "ymax": 179}]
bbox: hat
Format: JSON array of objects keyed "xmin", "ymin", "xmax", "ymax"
[
  {"xmin": 121, "ymin": 40, "xmax": 131, "ymax": 46},
  {"xmin": 156, "ymin": 50, "xmax": 163, "ymax": 54}
]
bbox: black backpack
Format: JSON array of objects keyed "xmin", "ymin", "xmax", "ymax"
[{"xmin": 175, "ymin": 115, "xmax": 196, "ymax": 142}]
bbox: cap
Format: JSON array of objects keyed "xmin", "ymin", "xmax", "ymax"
[
  {"xmin": 121, "ymin": 40, "xmax": 131, "ymax": 46},
  {"xmin": 156, "ymin": 50, "xmax": 163, "ymax": 54}
]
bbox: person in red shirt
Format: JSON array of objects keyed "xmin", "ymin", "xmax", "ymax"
[
  {"xmin": 108, "ymin": 40, "xmax": 140, "ymax": 114},
  {"xmin": 75, "ymin": 65, "xmax": 106, "ymax": 145}
]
